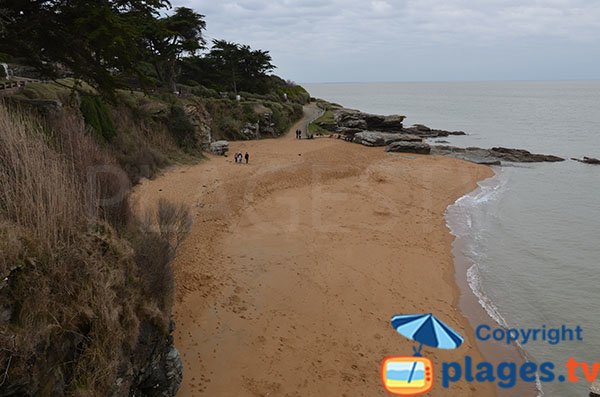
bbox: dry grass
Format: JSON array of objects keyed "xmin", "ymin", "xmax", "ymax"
[
  {"xmin": 109, "ymin": 106, "xmax": 174, "ymax": 183},
  {"xmin": 0, "ymin": 103, "xmax": 191, "ymax": 395},
  {"xmin": 0, "ymin": 104, "xmax": 84, "ymax": 249},
  {"xmin": 132, "ymin": 199, "xmax": 192, "ymax": 313}
]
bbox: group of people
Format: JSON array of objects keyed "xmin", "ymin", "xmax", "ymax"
[
  {"xmin": 234, "ymin": 151, "xmax": 250, "ymax": 164},
  {"xmin": 295, "ymin": 129, "xmax": 303, "ymax": 139}
]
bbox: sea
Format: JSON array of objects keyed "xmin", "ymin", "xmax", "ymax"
[{"xmin": 304, "ymin": 81, "xmax": 600, "ymax": 396}]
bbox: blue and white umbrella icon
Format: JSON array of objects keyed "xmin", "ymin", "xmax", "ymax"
[
  {"xmin": 390, "ymin": 313, "xmax": 464, "ymax": 385},
  {"xmin": 391, "ymin": 313, "xmax": 464, "ymax": 355}
]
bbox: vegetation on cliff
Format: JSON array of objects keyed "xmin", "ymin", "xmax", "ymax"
[{"xmin": 0, "ymin": 104, "xmax": 190, "ymax": 395}]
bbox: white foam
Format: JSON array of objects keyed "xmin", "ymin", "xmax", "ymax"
[
  {"xmin": 445, "ymin": 168, "xmax": 509, "ymax": 327},
  {"xmin": 445, "ymin": 169, "xmax": 545, "ymax": 397}
]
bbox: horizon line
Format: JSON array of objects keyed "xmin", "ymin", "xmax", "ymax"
[{"xmin": 300, "ymin": 78, "xmax": 600, "ymax": 85}]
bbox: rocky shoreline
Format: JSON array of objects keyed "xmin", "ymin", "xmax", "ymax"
[{"xmin": 315, "ymin": 106, "xmax": 575, "ymax": 165}]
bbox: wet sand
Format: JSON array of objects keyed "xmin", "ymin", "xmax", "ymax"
[{"xmin": 132, "ymin": 105, "xmax": 496, "ymax": 396}]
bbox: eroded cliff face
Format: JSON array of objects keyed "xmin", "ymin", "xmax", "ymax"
[
  {"xmin": 128, "ymin": 321, "xmax": 183, "ymax": 397},
  {"xmin": 183, "ymin": 103, "xmax": 213, "ymax": 150}
]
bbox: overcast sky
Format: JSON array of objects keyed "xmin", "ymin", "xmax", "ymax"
[{"xmin": 171, "ymin": 0, "xmax": 600, "ymax": 83}]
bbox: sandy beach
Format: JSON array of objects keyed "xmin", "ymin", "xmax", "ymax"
[{"xmin": 132, "ymin": 104, "xmax": 496, "ymax": 396}]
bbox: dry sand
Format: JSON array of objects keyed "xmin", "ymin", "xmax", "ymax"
[{"xmin": 132, "ymin": 104, "xmax": 496, "ymax": 396}]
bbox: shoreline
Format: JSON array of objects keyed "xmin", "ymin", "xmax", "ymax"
[
  {"xmin": 446, "ymin": 171, "xmax": 538, "ymax": 397},
  {"xmin": 131, "ymin": 105, "xmax": 498, "ymax": 395}
]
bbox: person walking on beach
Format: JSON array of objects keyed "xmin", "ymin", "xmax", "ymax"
[{"xmin": 244, "ymin": 152, "xmax": 249, "ymax": 164}]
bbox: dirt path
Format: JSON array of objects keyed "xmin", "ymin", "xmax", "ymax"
[{"xmin": 132, "ymin": 105, "xmax": 495, "ymax": 396}]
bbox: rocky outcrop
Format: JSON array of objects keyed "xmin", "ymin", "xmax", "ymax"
[
  {"xmin": 385, "ymin": 141, "xmax": 431, "ymax": 154},
  {"xmin": 241, "ymin": 122, "xmax": 259, "ymax": 139},
  {"xmin": 489, "ymin": 147, "xmax": 564, "ymax": 162},
  {"xmin": 431, "ymin": 146, "xmax": 502, "ymax": 165},
  {"xmin": 335, "ymin": 109, "xmax": 405, "ymax": 132},
  {"xmin": 432, "ymin": 145, "xmax": 565, "ymax": 164},
  {"xmin": 336, "ymin": 127, "xmax": 362, "ymax": 141},
  {"xmin": 572, "ymin": 156, "xmax": 600, "ymax": 165},
  {"xmin": 352, "ymin": 131, "xmax": 422, "ymax": 147},
  {"xmin": 590, "ymin": 380, "xmax": 600, "ymax": 397},
  {"xmin": 331, "ymin": 108, "xmax": 466, "ymax": 140},
  {"xmin": 210, "ymin": 140, "xmax": 229, "ymax": 156},
  {"xmin": 590, "ymin": 379, "xmax": 600, "ymax": 397},
  {"xmin": 403, "ymin": 124, "xmax": 466, "ymax": 138},
  {"xmin": 258, "ymin": 112, "xmax": 276, "ymax": 137},
  {"xmin": 183, "ymin": 104, "xmax": 212, "ymax": 150},
  {"xmin": 129, "ymin": 321, "xmax": 183, "ymax": 397}
]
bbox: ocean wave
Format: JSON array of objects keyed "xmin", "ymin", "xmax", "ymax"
[
  {"xmin": 445, "ymin": 169, "xmax": 544, "ymax": 397},
  {"xmin": 445, "ymin": 168, "xmax": 509, "ymax": 328}
]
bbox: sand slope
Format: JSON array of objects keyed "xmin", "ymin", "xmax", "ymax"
[{"xmin": 132, "ymin": 105, "xmax": 496, "ymax": 396}]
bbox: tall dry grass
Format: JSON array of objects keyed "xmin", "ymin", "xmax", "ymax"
[
  {"xmin": 133, "ymin": 199, "xmax": 192, "ymax": 313},
  {"xmin": 0, "ymin": 102, "xmax": 192, "ymax": 395},
  {"xmin": 0, "ymin": 104, "xmax": 84, "ymax": 249}
]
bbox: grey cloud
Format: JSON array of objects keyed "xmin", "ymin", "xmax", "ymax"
[{"xmin": 172, "ymin": 0, "xmax": 600, "ymax": 82}]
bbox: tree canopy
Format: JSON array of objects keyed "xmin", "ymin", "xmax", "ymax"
[
  {"xmin": 180, "ymin": 40, "xmax": 275, "ymax": 94},
  {"xmin": 0, "ymin": 1, "xmax": 282, "ymax": 96},
  {"xmin": 0, "ymin": 0, "xmax": 171, "ymax": 92}
]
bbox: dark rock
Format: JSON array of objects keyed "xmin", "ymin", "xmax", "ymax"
[
  {"xmin": 385, "ymin": 141, "xmax": 431, "ymax": 154},
  {"xmin": 353, "ymin": 131, "xmax": 422, "ymax": 147},
  {"xmin": 241, "ymin": 122, "xmax": 259, "ymax": 139},
  {"xmin": 130, "ymin": 321, "xmax": 183, "ymax": 397},
  {"xmin": 431, "ymin": 146, "xmax": 501, "ymax": 165},
  {"xmin": 591, "ymin": 379, "xmax": 600, "ymax": 397},
  {"xmin": 432, "ymin": 145, "xmax": 564, "ymax": 164},
  {"xmin": 490, "ymin": 147, "xmax": 564, "ymax": 162},
  {"xmin": 335, "ymin": 109, "xmax": 405, "ymax": 132},
  {"xmin": 336, "ymin": 127, "xmax": 362, "ymax": 140},
  {"xmin": 403, "ymin": 124, "xmax": 466, "ymax": 138},
  {"xmin": 413, "ymin": 124, "xmax": 431, "ymax": 132},
  {"xmin": 435, "ymin": 140, "xmax": 450, "ymax": 144},
  {"xmin": 572, "ymin": 156, "xmax": 600, "ymax": 165}
]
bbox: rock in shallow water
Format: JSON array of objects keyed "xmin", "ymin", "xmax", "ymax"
[
  {"xmin": 490, "ymin": 147, "xmax": 564, "ymax": 162},
  {"xmin": 432, "ymin": 145, "xmax": 564, "ymax": 164},
  {"xmin": 403, "ymin": 124, "xmax": 466, "ymax": 137},
  {"xmin": 572, "ymin": 156, "xmax": 600, "ymax": 165}
]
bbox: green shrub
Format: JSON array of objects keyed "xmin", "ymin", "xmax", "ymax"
[
  {"xmin": 265, "ymin": 102, "xmax": 303, "ymax": 135},
  {"xmin": 277, "ymin": 84, "xmax": 310, "ymax": 104},
  {"xmin": 190, "ymin": 85, "xmax": 220, "ymax": 98},
  {"xmin": 167, "ymin": 105, "xmax": 197, "ymax": 149},
  {"xmin": 0, "ymin": 52, "xmax": 14, "ymax": 63},
  {"xmin": 80, "ymin": 95, "xmax": 117, "ymax": 142}
]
